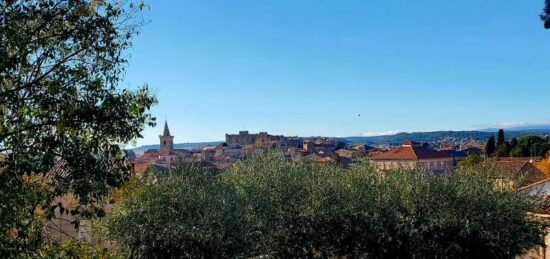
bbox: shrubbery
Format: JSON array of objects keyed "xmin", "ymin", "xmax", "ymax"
[{"xmin": 108, "ymin": 153, "xmax": 547, "ymax": 258}]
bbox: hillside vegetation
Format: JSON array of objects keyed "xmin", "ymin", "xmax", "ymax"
[{"xmin": 339, "ymin": 130, "xmax": 550, "ymax": 146}]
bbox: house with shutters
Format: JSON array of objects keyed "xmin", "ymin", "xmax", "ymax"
[{"xmin": 369, "ymin": 140, "xmax": 453, "ymax": 173}]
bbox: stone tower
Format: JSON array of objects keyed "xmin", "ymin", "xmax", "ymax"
[{"xmin": 159, "ymin": 120, "xmax": 174, "ymax": 153}]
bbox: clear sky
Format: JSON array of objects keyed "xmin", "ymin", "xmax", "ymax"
[{"xmin": 122, "ymin": 0, "xmax": 550, "ymax": 146}]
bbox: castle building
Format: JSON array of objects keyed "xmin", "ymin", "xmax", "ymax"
[{"xmin": 225, "ymin": 131, "xmax": 286, "ymax": 148}]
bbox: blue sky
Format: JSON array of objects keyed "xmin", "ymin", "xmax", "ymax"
[{"xmin": 122, "ymin": 0, "xmax": 550, "ymax": 146}]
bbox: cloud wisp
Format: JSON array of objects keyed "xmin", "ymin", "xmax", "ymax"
[
  {"xmin": 472, "ymin": 121, "xmax": 550, "ymax": 130},
  {"xmin": 361, "ymin": 130, "xmax": 402, "ymax": 137}
]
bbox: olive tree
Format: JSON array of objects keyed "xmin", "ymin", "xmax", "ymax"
[{"xmin": 109, "ymin": 154, "xmax": 547, "ymax": 258}]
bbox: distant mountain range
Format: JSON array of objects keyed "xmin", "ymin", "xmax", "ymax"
[
  {"xmin": 478, "ymin": 124, "xmax": 550, "ymax": 133},
  {"xmin": 130, "ymin": 127, "xmax": 550, "ymax": 153},
  {"xmin": 334, "ymin": 129, "xmax": 550, "ymax": 146}
]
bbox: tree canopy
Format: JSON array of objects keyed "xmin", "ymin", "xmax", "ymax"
[
  {"xmin": 0, "ymin": 0, "xmax": 155, "ymax": 256},
  {"xmin": 483, "ymin": 130, "xmax": 549, "ymax": 158},
  {"xmin": 109, "ymin": 154, "xmax": 548, "ymax": 258}
]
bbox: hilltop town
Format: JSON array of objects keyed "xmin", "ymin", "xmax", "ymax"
[{"xmin": 131, "ymin": 121, "xmax": 550, "ymax": 180}]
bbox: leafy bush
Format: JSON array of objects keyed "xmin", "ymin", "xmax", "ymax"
[
  {"xmin": 38, "ymin": 239, "xmax": 122, "ymax": 259},
  {"xmin": 108, "ymin": 153, "xmax": 547, "ymax": 258}
]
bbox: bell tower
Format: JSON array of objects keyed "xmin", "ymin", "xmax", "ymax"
[{"xmin": 159, "ymin": 120, "xmax": 174, "ymax": 153}]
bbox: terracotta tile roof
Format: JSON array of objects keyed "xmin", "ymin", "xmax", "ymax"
[
  {"xmin": 459, "ymin": 140, "xmax": 485, "ymax": 150},
  {"xmin": 335, "ymin": 149, "xmax": 354, "ymax": 158},
  {"xmin": 370, "ymin": 145, "xmax": 452, "ymax": 160},
  {"xmin": 173, "ymin": 149, "xmax": 192, "ymax": 153},
  {"xmin": 157, "ymin": 149, "xmax": 178, "ymax": 157},
  {"xmin": 132, "ymin": 150, "xmax": 159, "ymax": 163},
  {"xmin": 132, "ymin": 163, "xmax": 151, "ymax": 175},
  {"xmin": 402, "ymin": 140, "xmax": 420, "ymax": 146},
  {"xmin": 134, "ymin": 147, "xmax": 194, "ymax": 164},
  {"xmin": 534, "ymin": 160, "xmax": 550, "ymax": 176},
  {"xmin": 484, "ymin": 161, "xmax": 547, "ymax": 186},
  {"xmin": 493, "ymin": 157, "xmax": 543, "ymax": 163}
]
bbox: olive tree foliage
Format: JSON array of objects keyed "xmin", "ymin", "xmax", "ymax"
[
  {"xmin": 0, "ymin": 0, "xmax": 155, "ymax": 255},
  {"xmin": 109, "ymin": 153, "xmax": 547, "ymax": 258}
]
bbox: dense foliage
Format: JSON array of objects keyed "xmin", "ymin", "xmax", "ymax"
[
  {"xmin": 484, "ymin": 130, "xmax": 550, "ymax": 158},
  {"xmin": 109, "ymin": 154, "xmax": 547, "ymax": 258},
  {"xmin": 0, "ymin": 0, "xmax": 155, "ymax": 256}
]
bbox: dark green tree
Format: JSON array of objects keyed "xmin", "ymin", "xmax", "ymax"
[
  {"xmin": 497, "ymin": 129, "xmax": 506, "ymax": 148},
  {"xmin": 485, "ymin": 136, "xmax": 496, "ymax": 156},
  {"xmin": 0, "ymin": 0, "xmax": 155, "ymax": 256},
  {"xmin": 510, "ymin": 145, "xmax": 530, "ymax": 157},
  {"xmin": 519, "ymin": 135, "xmax": 547, "ymax": 147},
  {"xmin": 517, "ymin": 136, "xmax": 550, "ymax": 157}
]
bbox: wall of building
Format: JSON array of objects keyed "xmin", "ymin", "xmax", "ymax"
[
  {"xmin": 373, "ymin": 158, "xmax": 453, "ymax": 172},
  {"xmin": 518, "ymin": 214, "xmax": 550, "ymax": 259},
  {"xmin": 226, "ymin": 131, "xmax": 285, "ymax": 147},
  {"xmin": 417, "ymin": 158, "xmax": 454, "ymax": 171},
  {"xmin": 374, "ymin": 160, "xmax": 417, "ymax": 170}
]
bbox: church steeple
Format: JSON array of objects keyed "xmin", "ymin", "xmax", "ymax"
[
  {"xmin": 159, "ymin": 120, "xmax": 174, "ymax": 152},
  {"xmin": 163, "ymin": 120, "xmax": 171, "ymax": 136}
]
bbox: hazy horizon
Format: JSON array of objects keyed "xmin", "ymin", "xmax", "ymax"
[{"xmin": 130, "ymin": 123, "xmax": 550, "ymax": 147}]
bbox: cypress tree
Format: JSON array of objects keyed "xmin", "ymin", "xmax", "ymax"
[
  {"xmin": 497, "ymin": 129, "xmax": 505, "ymax": 148},
  {"xmin": 485, "ymin": 136, "xmax": 496, "ymax": 156}
]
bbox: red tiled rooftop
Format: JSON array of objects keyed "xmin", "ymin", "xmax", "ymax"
[
  {"xmin": 484, "ymin": 161, "xmax": 547, "ymax": 186},
  {"xmin": 132, "ymin": 163, "xmax": 151, "ymax": 175},
  {"xmin": 370, "ymin": 145, "xmax": 451, "ymax": 160}
]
